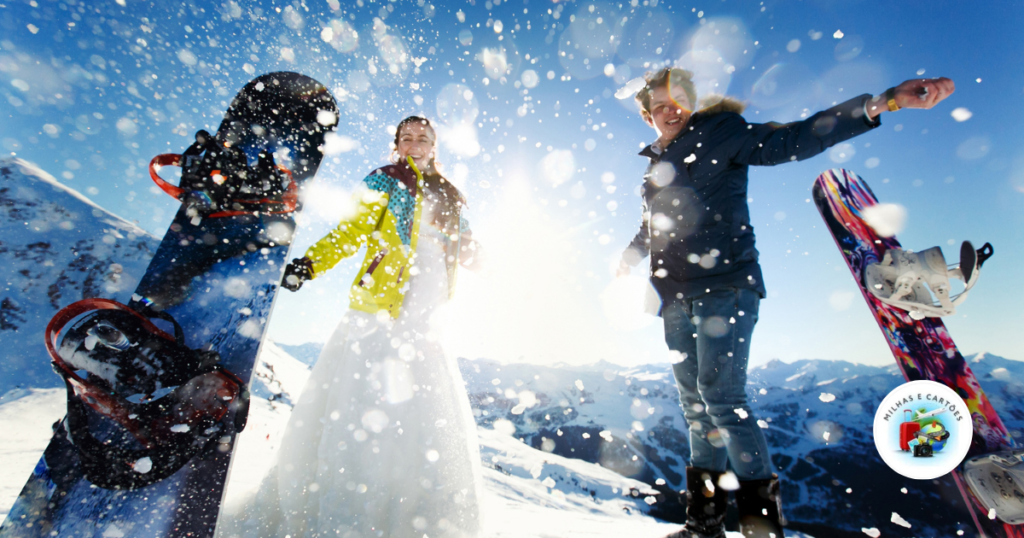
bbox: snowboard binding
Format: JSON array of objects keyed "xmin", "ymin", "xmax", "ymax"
[
  {"xmin": 964, "ymin": 449, "xmax": 1024, "ymax": 524},
  {"xmin": 149, "ymin": 130, "xmax": 298, "ymax": 223},
  {"xmin": 45, "ymin": 298, "xmax": 249, "ymax": 489},
  {"xmin": 864, "ymin": 241, "xmax": 993, "ymax": 319}
]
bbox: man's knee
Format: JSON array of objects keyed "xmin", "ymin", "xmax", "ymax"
[{"xmin": 697, "ymin": 383, "xmax": 749, "ymax": 417}]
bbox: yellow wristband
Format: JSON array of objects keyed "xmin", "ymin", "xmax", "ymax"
[{"xmin": 886, "ymin": 87, "xmax": 900, "ymax": 112}]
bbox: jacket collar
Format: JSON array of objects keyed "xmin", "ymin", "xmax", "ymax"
[
  {"xmin": 379, "ymin": 163, "xmax": 420, "ymax": 195},
  {"xmin": 639, "ymin": 145, "xmax": 661, "ymax": 159},
  {"xmin": 639, "ymin": 101, "xmax": 744, "ymax": 160},
  {"xmin": 639, "ymin": 113, "xmax": 701, "ymax": 160}
]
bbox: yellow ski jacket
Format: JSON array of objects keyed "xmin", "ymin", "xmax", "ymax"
[{"xmin": 303, "ymin": 160, "xmax": 475, "ymax": 318}]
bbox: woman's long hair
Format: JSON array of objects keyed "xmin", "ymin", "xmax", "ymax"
[{"xmin": 392, "ymin": 116, "xmax": 467, "ymax": 236}]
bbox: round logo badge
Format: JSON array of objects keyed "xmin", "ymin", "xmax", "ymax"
[{"xmin": 873, "ymin": 380, "xmax": 973, "ymax": 480}]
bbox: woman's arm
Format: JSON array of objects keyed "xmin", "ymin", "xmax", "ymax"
[
  {"xmin": 304, "ymin": 174, "xmax": 391, "ymax": 278},
  {"xmin": 457, "ymin": 214, "xmax": 485, "ymax": 271}
]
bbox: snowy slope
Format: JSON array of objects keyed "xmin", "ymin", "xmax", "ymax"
[
  {"xmin": 1, "ymin": 333, "xmax": 867, "ymax": 537},
  {"xmin": 217, "ymin": 343, "xmax": 812, "ymax": 538},
  {"xmin": 0, "ymin": 388, "xmax": 64, "ymax": 521},
  {"xmin": 248, "ymin": 340, "xmax": 312, "ymax": 406},
  {"xmin": 0, "ymin": 158, "xmax": 159, "ymax": 395}
]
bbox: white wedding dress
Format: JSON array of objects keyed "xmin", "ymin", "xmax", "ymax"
[{"xmin": 241, "ymin": 221, "xmax": 483, "ymax": 538}]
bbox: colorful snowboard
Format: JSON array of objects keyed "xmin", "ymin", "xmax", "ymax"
[
  {"xmin": 813, "ymin": 168, "xmax": 1021, "ymax": 538},
  {"xmin": 0, "ymin": 72, "xmax": 337, "ymax": 538}
]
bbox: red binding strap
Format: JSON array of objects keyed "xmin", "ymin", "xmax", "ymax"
[
  {"xmin": 149, "ymin": 154, "xmax": 186, "ymax": 201},
  {"xmin": 149, "ymin": 154, "xmax": 298, "ymax": 218},
  {"xmin": 45, "ymin": 298, "xmax": 176, "ymax": 374},
  {"xmin": 45, "ymin": 298, "xmax": 178, "ymax": 445}
]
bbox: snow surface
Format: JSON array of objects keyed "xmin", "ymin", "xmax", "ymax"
[{"xmin": 0, "ymin": 388, "xmax": 65, "ymax": 520}]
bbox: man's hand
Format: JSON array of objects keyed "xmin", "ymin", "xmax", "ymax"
[
  {"xmin": 893, "ymin": 77, "xmax": 955, "ymax": 110},
  {"xmin": 281, "ymin": 257, "xmax": 314, "ymax": 291},
  {"xmin": 866, "ymin": 77, "xmax": 955, "ymax": 118},
  {"xmin": 616, "ymin": 258, "xmax": 632, "ymax": 278}
]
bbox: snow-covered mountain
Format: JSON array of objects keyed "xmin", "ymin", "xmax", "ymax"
[
  {"xmin": 272, "ymin": 341, "xmax": 323, "ymax": 368},
  {"xmin": 0, "ymin": 158, "xmax": 159, "ymax": 395}
]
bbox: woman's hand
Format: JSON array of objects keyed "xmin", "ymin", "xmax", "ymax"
[
  {"xmin": 616, "ymin": 258, "xmax": 632, "ymax": 277},
  {"xmin": 282, "ymin": 257, "xmax": 314, "ymax": 291}
]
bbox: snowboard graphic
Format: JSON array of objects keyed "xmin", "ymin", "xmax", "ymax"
[
  {"xmin": 813, "ymin": 168, "xmax": 1022, "ymax": 538},
  {"xmin": 0, "ymin": 72, "xmax": 337, "ymax": 537}
]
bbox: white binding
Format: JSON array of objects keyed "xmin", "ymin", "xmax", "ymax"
[{"xmin": 864, "ymin": 242, "xmax": 982, "ymax": 319}]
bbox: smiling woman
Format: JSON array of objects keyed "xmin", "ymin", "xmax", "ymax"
[{"xmin": 245, "ymin": 115, "xmax": 486, "ymax": 537}]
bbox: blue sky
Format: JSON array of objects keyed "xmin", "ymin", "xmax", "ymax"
[{"xmin": 2, "ymin": 0, "xmax": 1022, "ymax": 367}]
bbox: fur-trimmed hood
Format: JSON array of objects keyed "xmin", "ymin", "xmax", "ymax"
[{"xmin": 695, "ymin": 94, "xmax": 747, "ymax": 116}]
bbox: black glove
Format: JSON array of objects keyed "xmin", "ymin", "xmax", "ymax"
[{"xmin": 281, "ymin": 257, "xmax": 314, "ymax": 291}]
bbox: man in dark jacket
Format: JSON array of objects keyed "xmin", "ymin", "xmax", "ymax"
[{"xmin": 617, "ymin": 68, "xmax": 954, "ymax": 538}]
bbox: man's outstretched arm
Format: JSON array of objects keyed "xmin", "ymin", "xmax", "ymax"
[{"xmin": 725, "ymin": 77, "xmax": 955, "ymax": 167}]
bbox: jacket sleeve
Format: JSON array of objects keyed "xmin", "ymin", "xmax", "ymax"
[
  {"xmin": 623, "ymin": 195, "xmax": 650, "ymax": 266},
  {"xmin": 303, "ymin": 176, "xmax": 390, "ymax": 278},
  {"xmin": 723, "ymin": 94, "xmax": 881, "ymax": 167}
]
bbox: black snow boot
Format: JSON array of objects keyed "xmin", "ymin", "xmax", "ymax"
[
  {"xmin": 662, "ymin": 466, "xmax": 728, "ymax": 538},
  {"xmin": 736, "ymin": 475, "xmax": 786, "ymax": 538}
]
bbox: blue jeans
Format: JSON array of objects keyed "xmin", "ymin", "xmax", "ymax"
[{"xmin": 663, "ymin": 287, "xmax": 773, "ymax": 480}]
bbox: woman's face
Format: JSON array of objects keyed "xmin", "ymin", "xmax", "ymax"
[{"xmin": 397, "ymin": 122, "xmax": 436, "ymax": 173}]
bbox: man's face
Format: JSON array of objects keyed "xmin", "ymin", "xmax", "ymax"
[{"xmin": 646, "ymin": 85, "xmax": 692, "ymax": 142}]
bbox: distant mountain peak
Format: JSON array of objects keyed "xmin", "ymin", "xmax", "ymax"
[{"xmin": 1, "ymin": 158, "xmax": 150, "ymax": 238}]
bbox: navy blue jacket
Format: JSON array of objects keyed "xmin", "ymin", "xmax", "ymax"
[{"xmin": 625, "ymin": 94, "xmax": 880, "ymax": 308}]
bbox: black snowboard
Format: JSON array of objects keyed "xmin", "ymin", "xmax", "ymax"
[{"xmin": 0, "ymin": 72, "xmax": 337, "ymax": 538}]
